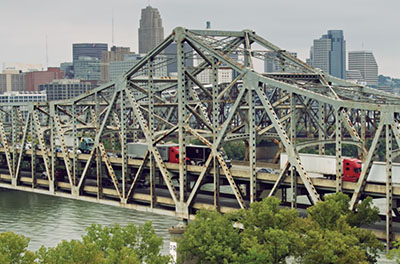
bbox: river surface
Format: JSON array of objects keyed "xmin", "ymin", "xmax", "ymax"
[
  {"xmin": 0, "ymin": 188, "xmax": 179, "ymax": 253},
  {"xmin": 0, "ymin": 188, "xmax": 396, "ymax": 263}
]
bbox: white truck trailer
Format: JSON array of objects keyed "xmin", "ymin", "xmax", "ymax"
[{"xmin": 280, "ymin": 152, "xmax": 400, "ymax": 184}]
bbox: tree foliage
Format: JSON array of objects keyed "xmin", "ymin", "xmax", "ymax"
[
  {"xmin": 178, "ymin": 193, "xmax": 383, "ymax": 264},
  {"xmin": 388, "ymin": 239, "xmax": 400, "ymax": 263},
  {"xmin": 1, "ymin": 222, "xmax": 169, "ymax": 264},
  {"xmin": 0, "ymin": 232, "xmax": 36, "ymax": 264}
]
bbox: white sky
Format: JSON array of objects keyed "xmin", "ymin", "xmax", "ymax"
[{"xmin": 0, "ymin": 0, "xmax": 399, "ymax": 77}]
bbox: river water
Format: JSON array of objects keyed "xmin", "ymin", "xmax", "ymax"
[
  {"xmin": 0, "ymin": 188, "xmax": 396, "ymax": 263},
  {"xmin": 0, "ymin": 188, "xmax": 179, "ymax": 253}
]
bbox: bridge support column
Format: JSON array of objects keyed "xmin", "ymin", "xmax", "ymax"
[
  {"xmin": 11, "ymin": 107, "xmax": 17, "ymax": 186},
  {"xmin": 386, "ymin": 115, "xmax": 393, "ymax": 251},
  {"xmin": 31, "ymin": 116, "xmax": 37, "ymax": 188},
  {"xmin": 318, "ymin": 102, "xmax": 325, "ymax": 155},
  {"xmin": 248, "ymin": 87, "xmax": 257, "ymax": 203},
  {"xmin": 212, "ymin": 58, "xmax": 221, "ymax": 210},
  {"xmin": 335, "ymin": 108, "xmax": 343, "ymax": 193},
  {"xmin": 177, "ymin": 33, "xmax": 188, "ymax": 218},
  {"xmin": 290, "ymin": 92, "xmax": 297, "ymax": 208},
  {"xmin": 120, "ymin": 89, "xmax": 127, "ymax": 203},
  {"xmin": 72, "ymin": 103, "xmax": 77, "ymax": 193},
  {"xmin": 360, "ymin": 110, "xmax": 367, "ymax": 160}
]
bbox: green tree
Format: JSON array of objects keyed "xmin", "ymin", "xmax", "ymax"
[
  {"xmin": 237, "ymin": 197, "xmax": 301, "ymax": 264},
  {"xmin": 36, "ymin": 240, "xmax": 104, "ymax": 264},
  {"xmin": 178, "ymin": 210, "xmax": 242, "ymax": 264},
  {"xmin": 179, "ymin": 194, "xmax": 383, "ymax": 264},
  {"xmin": 0, "ymin": 232, "xmax": 36, "ymax": 264},
  {"xmin": 302, "ymin": 193, "xmax": 383, "ymax": 263},
  {"xmin": 38, "ymin": 222, "xmax": 169, "ymax": 264},
  {"xmin": 388, "ymin": 239, "xmax": 400, "ymax": 263}
]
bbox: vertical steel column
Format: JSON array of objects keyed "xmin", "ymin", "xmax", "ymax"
[
  {"xmin": 30, "ymin": 114, "xmax": 36, "ymax": 188},
  {"xmin": 248, "ymin": 84, "xmax": 257, "ymax": 203},
  {"xmin": 212, "ymin": 58, "xmax": 220, "ymax": 210},
  {"xmin": 120, "ymin": 88, "xmax": 127, "ymax": 203},
  {"xmin": 386, "ymin": 115, "xmax": 393, "ymax": 251},
  {"xmin": 148, "ymin": 59, "xmax": 157, "ymax": 208},
  {"xmin": 11, "ymin": 106, "xmax": 17, "ymax": 184},
  {"xmin": 177, "ymin": 34, "xmax": 188, "ymax": 216},
  {"xmin": 72, "ymin": 103, "xmax": 77, "ymax": 192},
  {"xmin": 49, "ymin": 104, "xmax": 56, "ymax": 193},
  {"xmin": 94, "ymin": 92, "xmax": 102, "ymax": 199},
  {"xmin": 360, "ymin": 110, "xmax": 367, "ymax": 160},
  {"xmin": 335, "ymin": 108, "xmax": 343, "ymax": 192},
  {"xmin": 318, "ymin": 102, "xmax": 325, "ymax": 155},
  {"xmin": 290, "ymin": 93, "xmax": 297, "ymax": 208}
]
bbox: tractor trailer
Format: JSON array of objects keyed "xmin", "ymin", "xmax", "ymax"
[{"xmin": 280, "ymin": 152, "xmax": 400, "ymax": 184}]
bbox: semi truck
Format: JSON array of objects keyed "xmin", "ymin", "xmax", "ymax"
[
  {"xmin": 127, "ymin": 142, "xmax": 231, "ymax": 168},
  {"xmin": 280, "ymin": 152, "xmax": 400, "ymax": 184}
]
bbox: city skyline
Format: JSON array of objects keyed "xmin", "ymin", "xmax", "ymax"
[{"xmin": 0, "ymin": 0, "xmax": 399, "ymax": 78}]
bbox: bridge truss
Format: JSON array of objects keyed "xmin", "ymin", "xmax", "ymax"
[{"xmin": 1, "ymin": 27, "xmax": 400, "ymax": 248}]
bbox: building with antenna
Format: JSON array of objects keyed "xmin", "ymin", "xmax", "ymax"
[{"xmin": 138, "ymin": 6, "xmax": 164, "ymax": 54}]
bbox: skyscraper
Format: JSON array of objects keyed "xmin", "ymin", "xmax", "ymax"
[
  {"xmin": 72, "ymin": 43, "xmax": 107, "ymax": 80},
  {"xmin": 264, "ymin": 52, "xmax": 297, "ymax": 73},
  {"xmin": 100, "ymin": 46, "xmax": 134, "ymax": 83},
  {"xmin": 138, "ymin": 6, "xmax": 164, "ymax": 54},
  {"xmin": 348, "ymin": 51, "xmax": 378, "ymax": 87},
  {"xmin": 309, "ymin": 30, "xmax": 346, "ymax": 79},
  {"xmin": 165, "ymin": 43, "xmax": 193, "ymax": 76},
  {"xmin": 72, "ymin": 43, "xmax": 108, "ymax": 62}
]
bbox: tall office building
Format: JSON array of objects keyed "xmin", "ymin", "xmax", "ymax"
[
  {"xmin": 109, "ymin": 54, "xmax": 167, "ymax": 81},
  {"xmin": 264, "ymin": 52, "xmax": 297, "ymax": 73},
  {"xmin": 74, "ymin": 56, "xmax": 101, "ymax": 81},
  {"xmin": 72, "ymin": 43, "xmax": 107, "ymax": 80},
  {"xmin": 0, "ymin": 70, "xmax": 25, "ymax": 93},
  {"xmin": 165, "ymin": 43, "xmax": 193, "ymax": 76},
  {"xmin": 60, "ymin": 62, "xmax": 74, "ymax": 79},
  {"xmin": 39, "ymin": 79, "xmax": 94, "ymax": 101},
  {"xmin": 100, "ymin": 46, "xmax": 134, "ymax": 82},
  {"xmin": 348, "ymin": 51, "xmax": 378, "ymax": 87},
  {"xmin": 309, "ymin": 30, "xmax": 346, "ymax": 79},
  {"xmin": 138, "ymin": 6, "xmax": 164, "ymax": 54},
  {"xmin": 72, "ymin": 43, "xmax": 108, "ymax": 62}
]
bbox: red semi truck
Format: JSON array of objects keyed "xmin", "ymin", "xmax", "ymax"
[
  {"xmin": 127, "ymin": 142, "xmax": 231, "ymax": 168},
  {"xmin": 280, "ymin": 153, "xmax": 362, "ymax": 182}
]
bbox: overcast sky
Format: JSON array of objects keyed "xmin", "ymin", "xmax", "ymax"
[{"xmin": 0, "ymin": 0, "xmax": 399, "ymax": 78}]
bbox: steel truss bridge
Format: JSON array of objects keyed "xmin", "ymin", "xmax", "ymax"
[{"xmin": 1, "ymin": 27, "xmax": 400, "ymax": 249}]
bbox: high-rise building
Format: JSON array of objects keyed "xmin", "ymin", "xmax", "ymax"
[
  {"xmin": 165, "ymin": 43, "xmax": 193, "ymax": 76},
  {"xmin": 264, "ymin": 52, "xmax": 297, "ymax": 73},
  {"xmin": 0, "ymin": 70, "xmax": 25, "ymax": 93},
  {"xmin": 72, "ymin": 43, "xmax": 108, "ymax": 62},
  {"xmin": 309, "ymin": 30, "xmax": 346, "ymax": 79},
  {"xmin": 138, "ymin": 6, "xmax": 164, "ymax": 54},
  {"xmin": 72, "ymin": 43, "xmax": 107, "ymax": 80},
  {"xmin": 100, "ymin": 46, "xmax": 134, "ymax": 83},
  {"xmin": 348, "ymin": 51, "xmax": 378, "ymax": 87},
  {"xmin": 109, "ymin": 54, "xmax": 167, "ymax": 81},
  {"xmin": 25, "ymin": 67, "xmax": 64, "ymax": 92},
  {"xmin": 60, "ymin": 62, "xmax": 74, "ymax": 79},
  {"xmin": 39, "ymin": 79, "xmax": 94, "ymax": 101},
  {"xmin": 74, "ymin": 56, "xmax": 101, "ymax": 81}
]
